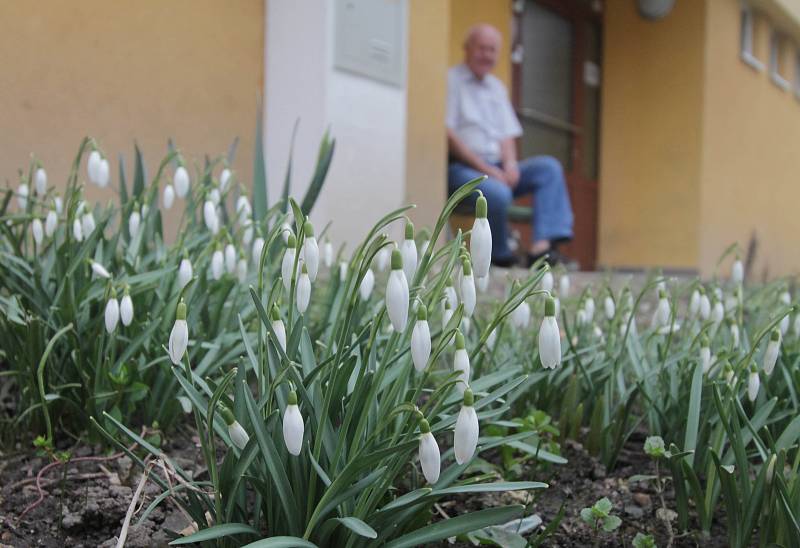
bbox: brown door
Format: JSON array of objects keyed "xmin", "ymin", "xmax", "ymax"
[{"xmin": 511, "ymin": 0, "xmax": 602, "ymax": 270}]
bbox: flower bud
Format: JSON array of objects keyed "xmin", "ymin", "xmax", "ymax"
[
  {"xmin": 763, "ymin": 328, "xmax": 781, "ymax": 376},
  {"xmin": 220, "ymin": 168, "xmax": 232, "ymax": 192},
  {"xmin": 700, "ymin": 335, "xmax": 711, "ymax": 374},
  {"xmin": 236, "ymin": 195, "xmax": 252, "ymax": 224},
  {"xmin": 296, "ymin": 263, "xmax": 311, "ymax": 314},
  {"xmin": 45, "ymin": 210, "xmax": 57, "ymax": 238},
  {"xmin": 418, "ymin": 419, "xmax": 440, "ymax": 484},
  {"xmin": 178, "ymin": 258, "xmax": 193, "ymax": 289},
  {"xmin": 401, "ymin": 221, "xmax": 418, "ymax": 284},
  {"xmin": 120, "ymin": 288, "xmax": 134, "ymax": 327},
  {"xmin": 470, "ymin": 194, "xmax": 492, "ymax": 278},
  {"xmin": 105, "ymin": 291, "xmax": 120, "ymax": 334},
  {"xmin": 699, "ymin": 289, "xmax": 711, "ymax": 320},
  {"xmin": 242, "ymin": 221, "xmax": 254, "ymax": 246},
  {"xmin": 211, "ymin": 247, "xmax": 224, "ymax": 280},
  {"xmin": 559, "ymin": 274, "xmax": 570, "ymax": 298},
  {"xmin": 454, "ymin": 389, "xmax": 479, "ymax": 465},
  {"xmin": 689, "ymin": 289, "xmax": 701, "ymax": 317},
  {"xmin": 252, "ymin": 237, "xmax": 265, "ymax": 264},
  {"xmin": 339, "ymin": 261, "xmax": 349, "ymax": 280},
  {"xmin": 604, "ymin": 293, "xmax": 615, "ymax": 320},
  {"xmin": 97, "ymin": 158, "xmax": 110, "ymax": 188},
  {"xmin": 16, "ymin": 183, "xmax": 28, "ymax": 210},
  {"xmin": 732, "ymin": 257, "xmax": 744, "ymax": 284},
  {"xmin": 359, "ymin": 268, "xmax": 375, "ymax": 301},
  {"xmin": 444, "ymin": 283, "xmax": 458, "ymax": 310},
  {"xmin": 168, "ymin": 301, "xmax": 189, "ymax": 365},
  {"xmin": 283, "ymin": 391, "xmax": 304, "ymax": 456},
  {"xmin": 87, "ymin": 150, "xmax": 102, "ymax": 185},
  {"xmin": 203, "ymin": 200, "xmax": 219, "ymax": 234},
  {"xmin": 584, "ymin": 295, "xmax": 595, "ymax": 323},
  {"xmin": 221, "ymin": 406, "xmax": 249, "ymax": 450},
  {"xmin": 91, "ymin": 260, "xmax": 112, "ymax": 279},
  {"xmin": 281, "ymin": 234, "xmax": 296, "ymax": 291},
  {"xmin": 34, "ymin": 167, "xmax": 47, "ymax": 195},
  {"xmin": 54, "ymin": 196, "xmax": 63, "ymax": 215},
  {"xmin": 460, "ymin": 258, "xmax": 476, "ymax": 318},
  {"xmin": 270, "ymin": 304, "xmax": 287, "ymax": 352},
  {"xmin": 538, "ymin": 297, "xmax": 561, "ymax": 369},
  {"xmin": 780, "ymin": 314, "xmax": 790, "ymax": 336},
  {"xmin": 73, "ymin": 218, "xmax": 83, "ymax": 242},
  {"xmin": 453, "ymin": 330, "xmax": 471, "ymax": 393},
  {"xmin": 301, "ymin": 220, "xmax": 319, "ymax": 281},
  {"xmin": 236, "ymin": 258, "xmax": 248, "ymax": 283},
  {"xmin": 162, "ymin": 183, "xmax": 175, "ymax": 210},
  {"xmin": 386, "ymin": 249, "xmax": 410, "ymax": 331},
  {"xmin": 653, "ymin": 290, "xmax": 670, "ymax": 329},
  {"xmin": 81, "ymin": 212, "xmax": 96, "ymax": 237},
  {"xmin": 174, "ymin": 166, "xmax": 190, "ymax": 198},
  {"xmin": 209, "ymin": 187, "xmax": 221, "ymax": 206},
  {"xmin": 32, "ymin": 218, "xmax": 44, "ymax": 246},
  {"xmin": 511, "ymin": 299, "xmax": 530, "ymax": 330},
  {"xmin": 486, "ymin": 327, "xmax": 497, "ymax": 350},
  {"xmin": 375, "ymin": 246, "xmax": 389, "ymax": 272},
  {"xmin": 411, "ymin": 305, "xmax": 431, "ymax": 372},
  {"xmin": 225, "ymin": 243, "xmax": 237, "ymax": 274},
  {"xmin": 322, "ymin": 239, "xmax": 333, "ymax": 268},
  {"xmin": 442, "ymin": 298, "xmax": 454, "ymax": 332},
  {"xmin": 747, "ymin": 365, "xmax": 760, "ymax": 402},
  {"xmin": 128, "ymin": 210, "xmax": 141, "ymax": 240}
]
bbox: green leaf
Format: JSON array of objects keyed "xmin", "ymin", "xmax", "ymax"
[
  {"xmin": 241, "ymin": 537, "xmax": 318, "ymax": 548},
  {"xmin": 683, "ymin": 361, "xmax": 703, "ymax": 465},
  {"xmin": 300, "ymin": 128, "xmax": 335, "ymax": 216},
  {"xmin": 602, "ymin": 515, "xmax": 621, "ymax": 532},
  {"xmin": 327, "ymin": 517, "xmax": 377, "ymax": 539},
  {"xmin": 580, "ymin": 507, "xmax": 594, "ymax": 524},
  {"xmin": 594, "ymin": 497, "xmax": 612, "ymax": 515},
  {"xmin": 776, "ymin": 414, "xmax": 800, "ymax": 452},
  {"xmin": 431, "ymin": 481, "xmax": 547, "ymax": 496},
  {"xmin": 252, "ymin": 101, "xmax": 268, "ymax": 220},
  {"xmin": 169, "ymin": 523, "xmax": 260, "ymax": 545}
]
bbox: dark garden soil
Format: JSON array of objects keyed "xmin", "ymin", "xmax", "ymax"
[{"xmin": 1, "ymin": 430, "xmax": 732, "ymax": 547}]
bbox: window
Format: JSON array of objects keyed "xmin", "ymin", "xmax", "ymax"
[
  {"xmin": 740, "ymin": 7, "xmax": 764, "ymax": 71},
  {"xmin": 770, "ymin": 31, "xmax": 790, "ymax": 91}
]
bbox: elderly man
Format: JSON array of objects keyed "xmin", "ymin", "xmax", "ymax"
[{"xmin": 447, "ymin": 23, "xmax": 574, "ymax": 267}]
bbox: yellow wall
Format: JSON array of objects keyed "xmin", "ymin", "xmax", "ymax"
[
  {"xmin": 448, "ymin": 0, "xmax": 512, "ymax": 87},
  {"xmin": 699, "ymin": 0, "xmax": 800, "ymax": 278},
  {"xmin": 0, "ymin": 1, "xmax": 263, "ymax": 213},
  {"xmin": 407, "ymin": 0, "xmax": 449, "ymax": 230},
  {"xmin": 597, "ymin": 0, "xmax": 705, "ymax": 271}
]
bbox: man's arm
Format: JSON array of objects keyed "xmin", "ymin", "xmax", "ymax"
[
  {"xmin": 447, "ymin": 129, "xmax": 507, "ymax": 183},
  {"xmin": 499, "ymin": 138, "xmax": 519, "ymax": 187}
]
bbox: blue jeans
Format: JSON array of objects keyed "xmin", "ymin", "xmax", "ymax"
[{"xmin": 448, "ymin": 156, "xmax": 574, "ymax": 260}]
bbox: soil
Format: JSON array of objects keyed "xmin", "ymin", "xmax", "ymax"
[{"xmin": 1, "ymin": 430, "xmax": 731, "ymax": 547}]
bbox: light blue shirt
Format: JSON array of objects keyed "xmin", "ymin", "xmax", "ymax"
[{"xmin": 446, "ymin": 64, "xmax": 523, "ymax": 164}]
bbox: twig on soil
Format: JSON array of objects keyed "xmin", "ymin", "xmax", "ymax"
[
  {"xmin": 116, "ymin": 457, "xmax": 153, "ymax": 548},
  {"xmin": 7, "ymin": 471, "xmax": 107, "ymax": 491}
]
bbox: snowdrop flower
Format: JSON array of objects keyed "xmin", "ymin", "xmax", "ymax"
[
  {"xmin": 236, "ymin": 195, "xmax": 252, "ymax": 224},
  {"xmin": 540, "ymin": 270, "xmax": 554, "ymax": 293},
  {"xmin": 375, "ymin": 246, "xmax": 389, "ymax": 272},
  {"xmin": 162, "ymin": 183, "xmax": 175, "ymax": 210},
  {"xmin": 359, "ymin": 268, "xmax": 375, "ymax": 301},
  {"xmin": 444, "ymin": 283, "xmax": 458, "ymax": 310},
  {"xmin": 221, "ymin": 406, "xmax": 249, "ymax": 450},
  {"xmin": 91, "ymin": 260, "xmax": 111, "ymax": 279},
  {"xmin": 747, "ymin": 365, "xmax": 760, "ymax": 402},
  {"xmin": 454, "ymin": 389, "xmax": 479, "ymax": 465},
  {"xmin": 322, "ymin": 239, "xmax": 333, "ymax": 268},
  {"xmin": 242, "ymin": 221, "xmax": 254, "ymax": 247},
  {"xmin": 780, "ymin": 314, "xmax": 790, "ymax": 336},
  {"xmin": 723, "ymin": 362, "xmax": 734, "ymax": 386},
  {"xmin": 16, "ymin": 183, "xmax": 28, "ymax": 210},
  {"xmin": 486, "ymin": 327, "xmax": 497, "ymax": 350},
  {"xmin": 208, "ymin": 187, "xmax": 221, "ymax": 206},
  {"xmin": 339, "ymin": 261, "xmax": 348, "ymax": 280},
  {"xmin": 401, "ymin": 221, "xmax": 418, "ymax": 284},
  {"xmin": 411, "ymin": 305, "xmax": 431, "ymax": 372},
  {"xmin": 728, "ymin": 319, "xmax": 740, "ymax": 349},
  {"xmin": 700, "ymin": 336, "xmax": 711, "ymax": 374},
  {"xmin": 386, "ymin": 249, "xmax": 409, "ymax": 332},
  {"xmin": 220, "ymin": 168, "xmax": 232, "ymax": 192},
  {"xmin": 418, "ymin": 418, "xmax": 440, "ymax": 484},
  {"xmin": 178, "ymin": 258, "xmax": 193, "ymax": 289},
  {"xmin": 128, "ymin": 210, "xmax": 141, "ymax": 240},
  {"xmin": 460, "ymin": 258, "xmax": 476, "ymax": 317},
  {"xmin": 576, "ymin": 308, "xmax": 588, "ymax": 327},
  {"xmin": 553, "ymin": 296, "xmax": 561, "ymax": 318},
  {"xmin": 120, "ymin": 287, "xmax": 134, "ymax": 327},
  {"xmin": 270, "ymin": 304, "xmax": 287, "ymax": 352},
  {"xmin": 224, "ymin": 243, "xmax": 237, "ymax": 274},
  {"xmin": 689, "ymin": 289, "xmax": 701, "ymax": 317},
  {"xmin": 141, "ymin": 203, "xmax": 149, "ymax": 219},
  {"xmin": 793, "ymin": 313, "xmax": 800, "ymax": 338},
  {"xmin": 442, "ymin": 298, "xmax": 454, "ymax": 331},
  {"xmin": 476, "ymin": 275, "xmax": 489, "ymax": 293},
  {"xmin": 82, "ymin": 212, "xmax": 96, "ymax": 237},
  {"xmin": 653, "ymin": 290, "xmax": 671, "ymax": 329},
  {"xmin": 711, "ymin": 298, "xmax": 724, "ymax": 328},
  {"xmin": 31, "ymin": 218, "xmax": 44, "ymax": 246},
  {"xmin": 236, "ymin": 258, "xmax": 248, "ymax": 283},
  {"xmin": 211, "ymin": 246, "xmax": 224, "ymax": 280},
  {"xmin": 174, "ymin": 166, "xmax": 190, "ymax": 198},
  {"xmin": 470, "ymin": 193, "xmax": 492, "ymax": 278},
  {"xmin": 604, "ymin": 293, "xmax": 615, "ymax": 320},
  {"xmin": 301, "ymin": 220, "xmax": 319, "ymax": 281},
  {"xmin": 282, "ymin": 234, "xmax": 297, "ymax": 291},
  {"xmin": 763, "ymin": 328, "xmax": 781, "ymax": 375},
  {"xmin": 584, "ymin": 295, "xmax": 595, "ymax": 323},
  {"xmin": 280, "ymin": 221, "xmax": 292, "ymax": 244},
  {"xmin": 203, "ymin": 199, "xmax": 219, "ymax": 234},
  {"xmin": 732, "ymin": 257, "xmax": 744, "ymax": 284},
  {"xmin": 97, "ymin": 158, "xmax": 110, "ymax": 188},
  {"xmin": 45, "ymin": 210, "xmax": 57, "ymax": 237},
  {"xmin": 72, "ymin": 218, "xmax": 83, "ymax": 242},
  {"xmin": 252, "ymin": 237, "xmax": 265, "ymax": 264},
  {"xmin": 559, "ymin": 274, "xmax": 570, "ymax": 298},
  {"xmin": 168, "ymin": 300, "xmax": 189, "ymax": 365},
  {"xmin": 780, "ymin": 290, "xmax": 791, "ymax": 305},
  {"xmin": 296, "ymin": 263, "xmax": 311, "ymax": 314},
  {"xmin": 461, "ymin": 316, "xmax": 472, "ymax": 335},
  {"xmin": 593, "ymin": 324, "xmax": 606, "ymax": 341},
  {"xmin": 511, "ymin": 299, "xmax": 530, "ymax": 330},
  {"xmin": 87, "ymin": 150, "xmax": 102, "ymax": 184},
  {"xmin": 282, "ymin": 390, "xmax": 304, "ymax": 456},
  {"xmin": 538, "ymin": 297, "xmax": 561, "ymax": 369},
  {"xmin": 54, "ymin": 196, "xmax": 63, "ymax": 215},
  {"xmin": 104, "ymin": 290, "xmax": 120, "ymax": 334},
  {"xmin": 453, "ymin": 330, "xmax": 471, "ymax": 394},
  {"xmin": 34, "ymin": 167, "xmax": 47, "ymax": 195},
  {"xmin": 699, "ymin": 288, "xmax": 711, "ymax": 321}
]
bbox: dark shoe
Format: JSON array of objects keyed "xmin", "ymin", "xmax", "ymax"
[
  {"xmin": 526, "ymin": 249, "xmax": 578, "ymax": 269},
  {"xmin": 491, "ymin": 255, "xmax": 519, "ymax": 268}
]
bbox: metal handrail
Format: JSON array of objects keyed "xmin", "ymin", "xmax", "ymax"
[{"xmin": 516, "ymin": 106, "xmax": 582, "ymax": 134}]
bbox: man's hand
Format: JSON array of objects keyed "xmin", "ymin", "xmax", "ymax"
[
  {"xmin": 503, "ymin": 162, "xmax": 520, "ymax": 188},
  {"xmin": 484, "ymin": 165, "xmax": 508, "ymax": 184}
]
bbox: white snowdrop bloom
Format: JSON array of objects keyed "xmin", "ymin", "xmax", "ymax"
[
  {"xmin": 559, "ymin": 275, "xmax": 570, "ymax": 298},
  {"xmin": 31, "ymin": 218, "xmax": 44, "ymax": 246},
  {"xmin": 128, "ymin": 210, "xmax": 141, "ymax": 240},
  {"xmin": 577, "ymin": 308, "xmax": 587, "ymax": 327},
  {"xmin": 282, "ymin": 391, "xmax": 304, "ymax": 456},
  {"xmin": 87, "ymin": 150, "xmax": 102, "ymax": 184},
  {"xmin": 470, "ymin": 194, "xmax": 492, "ymax": 278},
  {"xmin": 223, "ymin": 408, "xmax": 250, "ymax": 451},
  {"xmin": 476, "ymin": 275, "xmax": 489, "ymax": 293},
  {"xmin": 541, "ymin": 270, "xmax": 554, "ymax": 293},
  {"xmin": 711, "ymin": 299, "xmax": 724, "ymax": 327},
  {"xmin": 793, "ymin": 314, "xmax": 800, "ymax": 338},
  {"xmin": 653, "ymin": 290, "xmax": 671, "ymax": 329},
  {"xmin": 700, "ymin": 336, "xmax": 711, "ymax": 374},
  {"xmin": 780, "ymin": 291, "xmax": 791, "ymax": 305},
  {"xmin": 34, "ymin": 167, "xmax": 47, "ymax": 195},
  {"xmin": 236, "ymin": 195, "xmax": 252, "ymax": 224},
  {"xmin": 375, "ymin": 246, "xmax": 390, "ymax": 272},
  {"xmin": 420, "ymin": 239, "xmax": 430, "ymax": 258},
  {"xmin": 97, "ymin": 158, "xmax": 110, "ymax": 187},
  {"xmin": 747, "ymin": 367, "xmax": 760, "ymax": 402},
  {"xmin": 120, "ymin": 291, "xmax": 134, "ymax": 327},
  {"xmin": 461, "ymin": 316, "xmax": 472, "ymax": 335},
  {"xmin": 162, "ymin": 183, "xmax": 175, "ymax": 210},
  {"xmin": 140, "ymin": 203, "xmax": 149, "ymax": 219},
  {"xmin": 442, "ymin": 299, "xmax": 454, "ymax": 331},
  {"xmin": 280, "ymin": 222, "xmax": 292, "ymax": 244},
  {"xmin": 208, "ymin": 187, "xmax": 221, "ymax": 206},
  {"xmin": 486, "ymin": 327, "xmax": 497, "ymax": 350},
  {"xmin": 301, "ymin": 220, "xmax": 319, "ymax": 281},
  {"xmin": 281, "ymin": 234, "xmax": 297, "ymax": 291},
  {"xmin": 104, "ymin": 293, "xmax": 120, "ymax": 334},
  {"xmin": 203, "ymin": 200, "xmax": 219, "ymax": 234},
  {"xmin": 174, "ymin": 166, "xmax": 190, "ymax": 198},
  {"xmin": 91, "ymin": 260, "xmax": 111, "ymax": 279},
  {"xmin": 81, "ymin": 212, "xmax": 96, "ymax": 237},
  {"xmin": 54, "ymin": 196, "xmax": 63, "ymax": 215},
  {"xmin": 723, "ymin": 363, "xmax": 734, "ymax": 386},
  {"xmin": 538, "ymin": 297, "xmax": 561, "ymax": 369},
  {"xmin": 168, "ymin": 301, "xmax": 189, "ymax": 365},
  {"xmin": 444, "ymin": 283, "xmax": 458, "ymax": 310},
  {"xmin": 453, "ymin": 330, "xmax": 471, "ymax": 394},
  {"xmin": 219, "ymin": 168, "xmax": 232, "ymax": 192},
  {"xmin": 224, "ymin": 243, "xmax": 237, "ymax": 274},
  {"xmin": 763, "ymin": 329, "xmax": 781, "ymax": 376},
  {"xmin": 729, "ymin": 321, "xmax": 740, "ymax": 349},
  {"xmin": 236, "ymin": 258, "xmax": 248, "ymax": 283},
  {"xmin": 553, "ymin": 296, "xmax": 561, "ymax": 318},
  {"xmin": 270, "ymin": 304, "xmax": 287, "ymax": 352},
  {"xmin": 252, "ymin": 237, "xmax": 265, "ymax": 264},
  {"xmin": 242, "ymin": 221, "xmax": 254, "ymax": 247},
  {"xmin": 732, "ymin": 258, "xmax": 744, "ymax": 284},
  {"xmin": 418, "ymin": 419, "xmax": 440, "ymax": 484},
  {"xmin": 359, "ymin": 268, "xmax": 375, "ymax": 301},
  {"xmin": 780, "ymin": 314, "xmax": 790, "ymax": 336},
  {"xmin": 211, "ymin": 248, "xmax": 224, "ymax": 280},
  {"xmin": 296, "ymin": 263, "xmax": 311, "ymax": 314},
  {"xmin": 339, "ymin": 261, "xmax": 348, "ymax": 280},
  {"xmin": 689, "ymin": 289, "xmax": 700, "ymax": 317},
  {"xmin": 593, "ymin": 324, "xmax": 605, "ymax": 341},
  {"xmin": 460, "ymin": 259, "xmax": 476, "ymax": 318},
  {"xmin": 511, "ymin": 300, "xmax": 530, "ymax": 330},
  {"xmin": 725, "ymin": 294, "xmax": 738, "ymax": 316},
  {"xmin": 699, "ymin": 291, "xmax": 711, "ymax": 321},
  {"xmin": 411, "ymin": 305, "xmax": 431, "ymax": 372},
  {"xmin": 454, "ymin": 389, "xmax": 479, "ymax": 465},
  {"xmin": 584, "ymin": 296, "xmax": 595, "ymax": 323},
  {"xmin": 604, "ymin": 295, "xmax": 615, "ymax": 320},
  {"xmin": 72, "ymin": 218, "xmax": 83, "ymax": 242},
  {"xmin": 401, "ymin": 221, "xmax": 418, "ymax": 284},
  {"xmin": 45, "ymin": 210, "xmax": 57, "ymax": 237},
  {"xmin": 322, "ymin": 240, "xmax": 333, "ymax": 268},
  {"xmin": 178, "ymin": 258, "xmax": 193, "ymax": 289},
  {"xmin": 177, "ymin": 397, "xmax": 192, "ymax": 414},
  {"xmin": 386, "ymin": 249, "xmax": 410, "ymax": 332},
  {"xmin": 16, "ymin": 183, "xmax": 28, "ymax": 210}
]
